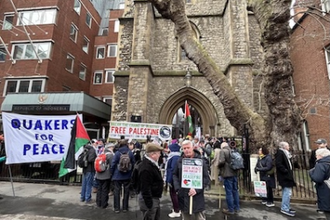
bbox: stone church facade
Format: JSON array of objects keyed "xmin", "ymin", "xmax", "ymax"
[{"xmin": 112, "ymin": 0, "xmax": 265, "ymax": 138}]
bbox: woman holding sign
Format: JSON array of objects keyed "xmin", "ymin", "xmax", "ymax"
[
  {"xmin": 172, "ymin": 140, "xmax": 210, "ymax": 220},
  {"xmin": 254, "ymin": 147, "xmax": 276, "ymax": 207}
]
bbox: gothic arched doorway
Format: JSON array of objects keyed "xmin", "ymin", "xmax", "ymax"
[{"xmin": 158, "ymin": 87, "xmax": 218, "ymax": 138}]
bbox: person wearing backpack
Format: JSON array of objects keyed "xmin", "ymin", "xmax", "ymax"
[
  {"xmin": 218, "ymin": 142, "xmax": 240, "ymax": 215},
  {"xmin": 95, "ymin": 143, "xmax": 114, "ymax": 209},
  {"xmin": 110, "ymin": 139, "xmax": 135, "ymax": 213},
  {"xmin": 79, "ymin": 143, "xmax": 97, "ymax": 204}
]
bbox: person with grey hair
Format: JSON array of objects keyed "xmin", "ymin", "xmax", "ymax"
[
  {"xmin": 218, "ymin": 141, "xmax": 240, "ymax": 215},
  {"xmin": 309, "ymin": 148, "xmax": 330, "ymax": 215},
  {"xmin": 275, "ymin": 141, "xmax": 296, "ymax": 217},
  {"xmin": 95, "ymin": 143, "xmax": 114, "ymax": 208},
  {"xmin": 173, "ymin": 140, "xmax": 210, "ymax": 220}
]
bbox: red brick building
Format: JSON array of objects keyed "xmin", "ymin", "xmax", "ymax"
[
  {"xmin": 290, "ymin": 0, "xmax": 330, "ymax": 150},
  {"xmin": 0, "ymin": 0, "xmax": 124, "ymax": 139}
]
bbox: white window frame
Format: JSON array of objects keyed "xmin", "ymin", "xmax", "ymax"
[
  {"xmin": 70, "ymin": 24, "xmax": 78, "ymax": 43},
  {"xmin": 93, "ymin": 71, "xmax": 103, "ymax": 84},
  {"xmin": 74, "ymin": 0, "xmax": 81, "ymax": 14},
  {"xmin": 101, "ymin": 28, "xmax": 108, "ymax": 36},
  {"xmin": 103, "ymin": 97, "xmax": 112, "ymax": 106},
  {"xmin": 3, "ymin": 78, "xmax": 46, "ymax": 96},
  {"xmin": 79, "ymin": 64, "xmax": 87, "ymax": 81},
  {"xmin": 107, "ymin": 44, "xmax": 117, "ymax": 57},
  {"xmin": 119, "ymin": 3, "xmax": 125, "ymax": 9},
  {"xmin": 114, "ymin": 20, "xmax": 119, "ymax": 33},
  {"xmin": 12, "ymin": 42, "xmax": 52, "ymax": 60},
  {"xmin": 325, "ymin": 46, "xmax": 330, "ymax": 80},
  {"xmin": 0, "ymin": 46, "xmax": 6, "ymax": 62},
  {"xmin": 86, "ymin": 12, "xmax": 92, "ymax": 28},
  {"xmin": 96, "ymin": 46, "xmax": 105, "ymax": 59},
  {"xmin": 17, "ymin": 9, "xmax": 57, "ymax": 26},
  {"xmin": 105, "ymin": 70, "xmax": 114, "ymax": 83},
  {"xmin": 65, "ymin": 54, "xmax": 74, "ymax": 73},
  {"xmin": 321, "ymin": 0, "xmax": 330, "ymax": 13},
  {"xmin": 82, "ymin": 36, "xmax": 89, "ymax": 53},
  {"xmin": 2, "ymin": 14, "xmax": 14, "ymax": 30}
]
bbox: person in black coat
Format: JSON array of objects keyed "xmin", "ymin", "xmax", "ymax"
[
  {"xmin": 309, "ymin": 148, "xmax": 330, "ymax": 214},
  {"xmin": 138, "ymin": 143, "xmax": 164, "ymax": 220},
  {"xmin": 173, "ymin": 140, "xmax": 210, "ymax": 220},
  {"xmin": 255, "ymin": 147, "xmax": 276, "ymax": 207},
  {"xmin": 275, "ymin": 142, "xmax": 296, "ymax": 217},
  {"xmin": 309, "ymin": 138, "xmax": 329, "ymax": 169}
]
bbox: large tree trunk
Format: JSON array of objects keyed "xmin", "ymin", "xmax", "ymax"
[{"xmin": 148, "ymin": 0, "xmax": 301, "ymax": 149}]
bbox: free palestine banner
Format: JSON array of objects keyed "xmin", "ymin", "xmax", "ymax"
[{"xmin": 2, "ymin": 112, "xmax": 80, "ymax": 164}]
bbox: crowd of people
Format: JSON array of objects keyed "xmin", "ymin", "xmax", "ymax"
[{"xmin": 77, "ymin": 135, "xmax": 330, "ymax": 220}]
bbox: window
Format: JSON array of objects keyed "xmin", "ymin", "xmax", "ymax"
[
  {"xmin": 70, "ymin": 24, "xmax": 78, "ymax": 42},
  {"xmin": 3, "ymin": 14, "xmax": 14, "ymax": 30},
  {"xmin": 65, "ymin": 54, "xmax": 74, "ymax": 72},
  {"xmin": 12, "ymin": 42, "xmax": 52, "ymax": 60},
  {"xmin": 93, "ymin": 71, "xmax": 103, "ymax": 84},
  {"xmin": 107, "ymin": 44, "xmax": 117, "ymax": 57},
  {"xmin": 82, "ymin": 37, "xmax": 89, "ymax": 53},
  {"xmin": 114, "ymin": 20, "xmax": 119, "ymax": 32},
  {"xmin": 3, "ymin": 78, "xmax": 45, "ymax": 96},
  {"xmin": 178, "ymin": 22, "xmax": 199, "ymax": 62},
  {"xmin": 101, "ymin": 28, "xmax": 108, "ymax": 36},
  {"xmin": 105, "ymin": 70, "xmax": 114, "ymax": 83},
  {"xmin": 18, "ymin": 9, "xmax": 57, "ymax": 25},
  {"xmin": 79, "ymin": 64, "xmax": 86, "ymax": 80},
  {"xmin": 326, "ymin": 46, "xmax": 330, "ymax": 79},
  {"xmin": 96, "ymin": 46, "xmax": 105, "ymax": 59},
  {"xmin": 74, "ymin": 0, "xmax": 81, "ymax": 14},
  {"xmin": 0, "ymin": 46, "xmax": 6, "ymax": 61},
  {"xmin": 322, "ymin": 0, "xmax": 330, "ymax": 13},
  {"xmin": 86, "ymin": 13, "xmax": 92, "ymax": 27},
  {"xmin": 103, "ymin": 97, "xmax": 112, "ymax": 106},
  {"xmin": 119, "ymin": 3, "xmax": 125, "ymax": 9}
]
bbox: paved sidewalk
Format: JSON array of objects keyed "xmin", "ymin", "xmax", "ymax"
[{"xmin": 0, "ymin": 181, "xmax": 326, "ymax": 220}]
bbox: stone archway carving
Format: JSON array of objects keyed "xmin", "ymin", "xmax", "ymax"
[{"xmin": 158, "ymin": 87, "xmax": 218, "ymax": 136}]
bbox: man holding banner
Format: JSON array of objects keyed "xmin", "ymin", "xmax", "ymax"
[{"xmin": 173, "ymin": 140, "xmax": 210, "ymax": 220}]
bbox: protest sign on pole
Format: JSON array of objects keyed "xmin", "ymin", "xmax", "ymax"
[{"xmin": 181, "ymin": 158, "xmax": 203, "ymax": 214}]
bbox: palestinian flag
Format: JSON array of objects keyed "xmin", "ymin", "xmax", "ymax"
[
  {"xmin": 59, "ymin": 115, "xmax": 90, "ymax": 178},
  {"xmin": 185, "ymin": 101, "xmax": 194, "ymax": 135}
]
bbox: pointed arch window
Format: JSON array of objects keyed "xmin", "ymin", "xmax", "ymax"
[{"xmin": 178, "ymin": 22, "xmax": 200, "ymax": 62}]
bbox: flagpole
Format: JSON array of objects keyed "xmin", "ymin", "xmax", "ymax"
[{"xmin": 184, "ymin": 101, "xmax": 187, "ymax": 137}]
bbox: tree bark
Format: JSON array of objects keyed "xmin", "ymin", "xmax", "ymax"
[{"xmin": 148, "ymin": 0, "xmax": 301, "ymax": 149}]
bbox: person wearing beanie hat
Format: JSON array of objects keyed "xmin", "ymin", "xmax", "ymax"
[
  {"xmin": 138, "ymin": 142, "xmax": 164, "ymax": 219},
  {"xmin": 310, "ymin": 138, "xmax": 330, "ymax": 169},
  {"xmin": 165, "ymin": 142, "xmax": 182, "ymax": 218}
]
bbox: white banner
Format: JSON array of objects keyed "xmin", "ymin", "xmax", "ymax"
[
  {"xmin": 109, "ymin": 121, "xmax": 172, "ymax": 141},
  {"xmin": 3, "ymin": 112, "xmax": 78, "ymax": 164}
]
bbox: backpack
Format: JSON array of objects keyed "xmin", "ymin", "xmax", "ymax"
[
  {"xmin": 77, "ymin": 146, "xmax": 89, "ymax": 168},
  {"xmin": 117, "ymin": 151, "xmax": 132, "ymax": 172},
  {"xmin": 94, "ymin": 152, "xmax": 110, "ymax": 173},
  {"xmin": 229, "ymin": 150, "xmax": 244, "ymax": 170},
  {"xmin": 130, "ymin": 160, "xmax": 142, "ymax": 193}
]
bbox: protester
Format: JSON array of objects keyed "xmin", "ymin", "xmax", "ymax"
[
  {"xmin": 210, "ymin": 140, "xmax": 221, "ymax": 186},
  {"xmin": 110, "ymin": 139, "xmax": 135, "ymax": 213},
  {"xmin": 254, "ymin": 146, "xmax": 276, "ymax": 207},
  {"xmin": 165, "ymin": 140, "xmax": 182, "ymax": 218},
  {"xmin": 309, "ymin": 138, "xmax": 329, "ymax": 169},
  {"xmin": 138, "ymin": 142, "xmax": 164, "ymax": 220},
  {"xmin": 80, "ymin": 143, "xmax": 97, "ymax": 204},
  {"xmin": 275, "ymin": 141, "xmax": 296, "ymax": 217},
  {"xmin": 218, "ymin": 142, "xmax": 240, "ymax": 215},
  {"xmin": 173, "ymin": 140, "xmax": 210, "ymax": 220},
  {"xmin": 95, "ymin": 143, "xmax": 114, "ymax": 209},
  {"xmin": 309, "ymin": 148, "xmax": 330, "ymax": 215}
]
